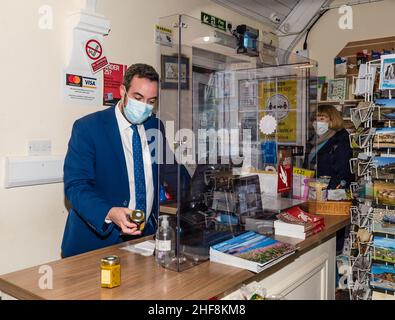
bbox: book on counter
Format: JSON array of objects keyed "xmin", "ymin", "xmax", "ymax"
[
  {"xmin": 274, "ymin": 206, "xmax": 325, "ymax": 240},
  {"xmin": 210, "ymin": 231, "xmax": 296, "ymax": 273}
]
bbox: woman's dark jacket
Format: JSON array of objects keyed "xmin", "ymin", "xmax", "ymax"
[{"xmin": 304, "ymin": 128, "xmax": 354, "ymax": 189}]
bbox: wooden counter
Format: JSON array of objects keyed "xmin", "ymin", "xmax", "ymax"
[{"xmin": 0, "ymin": 215, "xmax": 349, "ymax": 300}]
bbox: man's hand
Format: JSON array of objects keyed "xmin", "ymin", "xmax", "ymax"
[{"xmin": 106, "ymin": 207, "xmax": 142, "ymax": 236}]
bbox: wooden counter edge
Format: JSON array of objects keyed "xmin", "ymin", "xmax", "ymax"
[{"xmin": 0, "ymin": 278, "xmax": 44, "ymax": 300}]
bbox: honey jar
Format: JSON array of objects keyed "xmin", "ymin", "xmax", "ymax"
[
  {"xmin": 129, "ymin": 210, "xmax": 145, "ymax": 231},
  {"xmin": 100, "ymin": 255, "xmax": 121, "ymax": 288}
]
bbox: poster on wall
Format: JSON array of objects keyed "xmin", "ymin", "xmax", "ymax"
[
  {"xmin": 103, "ymin": 63, "xmax": 127, "ymax": 106},
  {"xmin": 379, "ymin": 54, "xmax": 395, "ymax": 90},
  {"xmin": 258, "ymin": 78, "xmax": 298, "ymax": 144},
  {"xmin": 63, "ymin": 70, "xmax": 100, "ymax": 105}
]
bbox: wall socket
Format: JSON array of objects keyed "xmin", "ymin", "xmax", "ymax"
[{"xmin": 28, "ymin": 140, "xmax": 52, "ymax": 156}]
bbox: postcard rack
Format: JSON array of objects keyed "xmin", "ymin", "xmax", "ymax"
[
  {"xmin": 348, "ymin": 59, "xmax": 395, "ymax": 299},
  {"xmin": 347, "ymin": 59, "xmax": 376, "ymax": 300},
  {"xmin": 348, "ymin": 104, "xmax": 374, "ymax": 300}
]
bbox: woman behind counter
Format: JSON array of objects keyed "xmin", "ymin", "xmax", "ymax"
[{"xmin": 305, "ymin": 104, "xmax": 354, "ymax": 189}]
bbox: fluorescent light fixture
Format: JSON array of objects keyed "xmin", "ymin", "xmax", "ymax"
[{"xmin": 192, "ymin": 31, "xmax": 220, "ymax": 45}]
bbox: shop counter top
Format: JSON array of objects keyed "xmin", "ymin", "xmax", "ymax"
[{"xmin": 0, "ymin": 214, "xmax": 349, "ymax": 300}]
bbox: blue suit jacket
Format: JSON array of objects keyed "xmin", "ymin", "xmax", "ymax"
[{"xmin": 61, "ymin": 106, "xmax": 164, "ymax": 258}]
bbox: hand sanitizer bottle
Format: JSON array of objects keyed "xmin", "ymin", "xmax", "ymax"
[{"xmin": 155, "ymin": 215, "xmax": 175, "ymax": 267}]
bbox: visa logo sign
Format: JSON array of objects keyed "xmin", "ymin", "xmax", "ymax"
[{"xmin": 83, "ymin": 78, "xmax": 97, "ymax": 88}]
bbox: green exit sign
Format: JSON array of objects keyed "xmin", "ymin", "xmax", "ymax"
[{"xmin": 201, "ymin": 12, "xmax": 226, "ymax": 31}]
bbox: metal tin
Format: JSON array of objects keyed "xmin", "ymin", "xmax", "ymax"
[
  {"xmin": 100, "ymin": 255, "xmax": 121, "ymax": 288},
  {"xmin": 129, "ymin": 210, "xmax": 145, "ymax": 231}
]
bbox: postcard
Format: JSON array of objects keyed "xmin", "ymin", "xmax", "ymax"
[
  {"xmin": 373, "ymin": 208, "xmax": 395, "ymax": 235},
  {"xmin": 371, "ymin": 263, "xmax": 395, "ymax": 292},
  {"xmin": 375, "ymin": 99, "xmax": 395, "ymax": 120},
  {"xmin": 373, "ymin": 127, "xmax": 395, "ymax": 148},
  {"xmin": 373, "ymin": 236, "xmax": 395, "ymax": 264},
  {"xmin": 379, "ymin": 54, "xmax": 395, "ymax": 90},
  {"xmin": 372, "ymin": 157, "xmax": 395, "ymax": 180},
  {"xmin": 374, "ymin": 181, "xmax": 395, "ymax": 206}
]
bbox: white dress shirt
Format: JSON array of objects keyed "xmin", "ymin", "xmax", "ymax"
[{"xmin": 112, "ymin": 103, "xmax": 154, "ymax": 221}]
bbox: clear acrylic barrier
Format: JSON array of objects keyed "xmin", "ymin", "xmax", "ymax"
[{"xmin": 157, "ymin": 14, "xmax": 318, "ymax": 271}]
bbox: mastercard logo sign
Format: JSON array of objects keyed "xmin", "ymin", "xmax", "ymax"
[{"xmin": 66, "ymin": 74, "xmax": 82, "ymax": 86}]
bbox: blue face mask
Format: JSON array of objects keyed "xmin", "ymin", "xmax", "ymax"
[{"xmin": 123, "ymin": 96, "xmax": 153, "ymax": 124}]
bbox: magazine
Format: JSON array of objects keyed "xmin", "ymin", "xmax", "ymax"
[
  {"xmin": 210, "ymin": 231, "xmax": 296, "ymax": 273},
  {"xmin": 274, "ymin": 206, "xmax": 325, "ymax": 239},
  {"xmin": 276, "ymin": 206, "xmax": 325, "ymax": 229},
  {"xmin": 373, "ymin": 236, "xmax": 395, "ymax": 264}
]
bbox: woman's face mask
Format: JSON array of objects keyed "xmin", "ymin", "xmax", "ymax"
[
  {"xmin": 313, "ymin": 121, "xmax": 329, "ymax": 136},
  {"xmin": 123, "ymin": 95, "xmax": 153, "ymax": 125}
]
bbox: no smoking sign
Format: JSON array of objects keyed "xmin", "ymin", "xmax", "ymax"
[
  {"xmin": 86, "ymin": 39, "xmax": 103, "ymax": 60},
  {"xmin": 82, "ymin": 38, "xmax": 109, "ymax": 73}
]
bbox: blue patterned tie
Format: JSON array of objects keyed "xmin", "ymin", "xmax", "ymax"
[{"xmin": 131, "ymin": 124, "xmax": 146, "ymax": 214}]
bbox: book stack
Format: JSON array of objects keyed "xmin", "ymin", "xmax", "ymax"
[
  {"xmin": 274, "ymin": 206, "xmax": 325, "ymax": 240},
  {"xmin": 210, "ymin": 231, "xmax": 296, "ymax": 273}
]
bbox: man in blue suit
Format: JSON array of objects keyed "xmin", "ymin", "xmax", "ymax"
[{"xmin": 62, "ymin": 64, "xmax": 164, "ymax": 258}]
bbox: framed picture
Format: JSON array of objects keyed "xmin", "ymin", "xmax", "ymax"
[
  {"xmin": 161, "ymin": 55, "xmax": 189, "ymax": 90},
  {"xmin": 379, "ymin": 54, "xmax": 395, "ymax": 90},
  {"xmin": 328, "ymin": 78, "xmax": 347, "ymax": 101}
]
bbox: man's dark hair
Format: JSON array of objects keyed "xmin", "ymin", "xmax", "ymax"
[{"xmin": 123, "ymin": 63, "xmax": 159, "ymax": 91}]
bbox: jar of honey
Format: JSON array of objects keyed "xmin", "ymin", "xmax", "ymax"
[
  {"xmin": 100, "ymin": 255, "xmax": 121, "ymax": 288},
  {"xmin": 129, "ymin": 210, "xmax": 145, "ymax": 231}
]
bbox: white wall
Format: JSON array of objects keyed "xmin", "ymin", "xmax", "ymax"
[
  {"xmin": 0, "ymin": 0, "xmax": 271, "ymax": 275},
  {"xmin": 294, "ymin": 0, "xmax": 395, "ymax": 78}
]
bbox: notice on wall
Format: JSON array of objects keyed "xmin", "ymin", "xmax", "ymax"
[
  {"xmin": 258, "ymin": 79, "xmax": 298, "ymax": 144},
  {"xmin": 63, "ymin": 70, "xmax": 100, "ymax": 105},
  {"xmin": 82, "ymin": 37, "xmax": 109, "ymax": 74},
  {"xmin": 155, "ymin": 25, "xmax": 173, "ymax": 47},
  {"xmin": 103, "ymin": 63, "xmax": 127, "ymax": 106}
]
